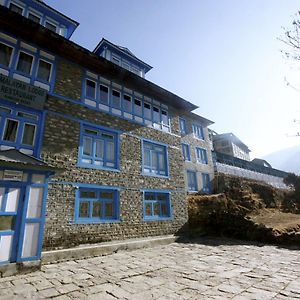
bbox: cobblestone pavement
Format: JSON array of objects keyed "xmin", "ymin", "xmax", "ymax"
[{"xmin": 0, "ymin": 239, "xmax": 299, "ymax": 299}]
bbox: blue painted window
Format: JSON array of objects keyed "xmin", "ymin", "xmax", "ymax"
[
  {"xmin": 75, "ymin": 188, "xmax": 119, "ymax": 223},
  {"xmin": 187, "ymin": 171, "xmax": 197, "ymax": 192},
  {"xmin": 0, "ymin": 103, "xmax": 41, "ymax": 156},
  {"xmin": 85, "ymin": 79, "xmax": 96, "ymax": 99},
  {"xmin": 79, "ymin": 125, "xmax": 118, "ymax": 170},
  {"xmin": 192, "ymin": 124, "xmax": 204, "ymax": 140},
  {"xmin": 144, "ymin": 191, "xmax": 171, "ymax": 220},
  {"xmin": 179, "ymin": 118, "xmax": 187, "ymax": 135},
  {"xmin": 182, "ymin": 144, "xmax": 191, "ymax": 161},
  {"xmin": 0, "ymin": 38, "xmax": 55, "ymax": 90},
  {"xmin": 196, "ymin": 147, "xmax": 208, "ymax": 164},
  {"xmin": 202, "ymin": 173, "xmax": 211, "ymax": 194},
  {"xmin": 142, "ymin": 141, "xmax": 168, "ymax": 176}
]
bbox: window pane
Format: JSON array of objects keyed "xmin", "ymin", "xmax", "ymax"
[
  {"xmin": 84, "ymin": 129, "xmax": 97, "ymax": 135},
  {"xmin": 145, "ymin": 192, "xmax": 155, "ymax": 200},
  {"xmin": 0, "ymin": 106, "xmax": 11, "ymax": 114},
  {"xmin": 79, "ymin": 202, "xmax": 89, "ymax": 218},
  {"xmin": 92, "ymin": 202, "xmax": 101, "ymax": 218},
  {"xmin": 9, "ymin": 3, "xmax": 23, "ymax": 14},
  {"xmin": 16, "ymin": 52, "xmax": 33, "ymax": 75},
  {"xmin": 86, "ymin": 80, "xmax": 96, "ymax": 99},
  {"xmin": 95, "ymin": 139, "xmax": 104, "ymax": 159},
  {"xmin": 134, "ymin": 99, "xmax": 142, "ymax": 116},
  {"xmin": 144, "ymin": 103, "xmax": 151, "ymax": 120},
  {"xmin": 80, "ymin": 191, "xmax": 96, "ymax": 198},
  {"xmin": 22, "ymin": 123, "xmax": 35, "ymax": 145},
  {"xmin": 153, "ymin": 202, "xmax": 160, "ymax": 216},
  {"xmin": 145, "ymin": 203, "xmax": 152, "ymax": 216},
  {"xmin": 45, "ymin": 21, "xmax": 57, "ymax": 32},
  {"xmin": 112, "ymin": 90, "xmax": 121, "ymax": 108},
  {"xmin": 123, "ymin": 94, "xmax": 132, "ymax": 112},
  {"xmin": 100, "ymin": 85, "xmax": 109, "ymax": 104},
  {"xmin": 157, "ymin": 193, "xmax": 168, "ymax": 201},
  {"xmin": 100, "ymin": 191, "xmax": 113, "ymax": 199},
  {"xmin": 106, "ymin": 141, "xmax": 115, "ymax": 161},
  {"xmin": 37, "ymin": 60, "xmax": 51, "ymax": 81},
  {"xmin": 83, "ymin": 136, "xmax": 92, "ymax": 156},
  {"xmin": 144, "ymin": 149, "xmax": 151, "ymax": 167},
  {"xmin": 105, "ymin": 202, "xmax": 113, "ymax": 218},
  {"xmin": 0, "ymin": 43, "xmax": 13, "ymax": 67},
  {"xmin": 161, "ymin": 110, "xmax": 168, "ymax": 125},
  {"xmin": 153, "ymin": 107, "xmax": 160, "ymax": 123},
  {"xmin": 3, "ymin": 119, "xmax": 18, "ymax": 142},
  {"xmin": 158, "ymin": 153, "xmax": 165, "ymax": 172},
  {"xmin": 17, "ymin": 112, "xmax": 38, "ymax": 120},
  {"xmin": 28, "ymin": 13, "xmax": 41, "ymax": 23},
  {"xmin": 161, "ymin": 204, "xmax": 168, "ymax": 216}
]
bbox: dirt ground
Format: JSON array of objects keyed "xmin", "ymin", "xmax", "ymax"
[{"xmin": 249, "ymin": 209, "xmax": 300, "ymax": 231}]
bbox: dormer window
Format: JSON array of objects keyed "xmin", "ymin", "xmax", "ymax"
[{"xmin": 9, "ymin": 2, "xmax": 24, "ymax": 15}]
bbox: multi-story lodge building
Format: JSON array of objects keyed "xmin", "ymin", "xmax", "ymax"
[{"xmin": 0, "ymin": 0, "xmax": 214, "ymax": 267}]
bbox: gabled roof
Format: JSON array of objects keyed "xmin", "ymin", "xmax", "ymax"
[
  {"xmin": 213, "ymin": 133, "xmax": 251, "ymax": 152},
  {"xmin": 93, "ymin": 38, "xmax": 153, "ymax": 73}
]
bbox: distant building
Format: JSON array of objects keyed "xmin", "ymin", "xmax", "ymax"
[
  {"xmin": 212, "ymin": 132, "xmax": 251, "ymax": 161},
  {"xmin": 252, "ymin": 158, "xmax": 272, "ymax": 168}
]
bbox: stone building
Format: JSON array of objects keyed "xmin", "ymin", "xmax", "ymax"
[{"xmin": 0, "ymin": 0, "xmax": 214, "ymax": 267}]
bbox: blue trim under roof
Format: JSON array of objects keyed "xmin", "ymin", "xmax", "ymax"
[{"xmin": 93, "ymin": 38, "xmax": 152, "ymax": 73}]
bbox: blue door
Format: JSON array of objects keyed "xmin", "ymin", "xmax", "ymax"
[{"xmin": 0, "ymin": 185, "xmax": 25, "ymax": 264}]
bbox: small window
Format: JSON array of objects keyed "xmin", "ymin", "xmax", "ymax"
[
  {"xmin": 28, "ymin": 12, "xmax": 41, "ymax": 23},
  {"xmin": 112, "ymin": 56, "xmax": 120, "ymax": 65},
  {"xmin": 111, "ymin": 90, "xmax": 121, "ymax": 108},
  {"xmin": 192, "ymin": 124, "xmax": 204, "ymax": 140},
  {"xmin": 182, "ymin": 144, "xmax": 191, "ymax": 161},
  {"xmin": 144, "ymin": 103, "xmax": 151, "ymax": 120},
  {"xmin": 76, "ymin": 188, "xmax": 119, "ymax": 222},
  {"xmin": 134, "ymin": 98, "xmax": 142, "ymax": 116},
  {"xmin": 123, "ymin": 94, "xmax": 132, "ymax": 112},
  {"xmin": 161, "ymin": 110, "xmax": 168, "ymax": 126},
  {"xmin": 179, "ymin": 118, "xmax": 187, "ymax": 135},
  {"xmin": 144, "ymin": 191, "xmax": 171, "ymax": 220},
  {"xmin": 16, "ymin": 52, "xmax": 33, "ymax": 75},
  {"xmin": 37, "ymin": 59, "xmax": 52, "ymax": 82},
  {"xmin": 3, "ymin": 119, "xmax": 18, "ymax": 142},
  {"xmin": 86, "ymin": 80, "xmax": 96, "ymax": 99},
  {"xmin": 79, "ymin": 125, "xmax": 118, "ymax": 170},
  {"xmin": 9, "ymin": 3, "xmax": 23, "ymax": 14},
  {"xmin": 153, "ymin": 106, "xmax": 160, "ymax": 123},
  {"xmin": 196, "ymin": 147, "xmax": 208, "ymax": 164},
  {"xmin": 0, "ymin": 43, "xmax": 13, "ymax": 67},
  {"xmin": 45, "ymin": 21, "xmax": 57, "ymax": 33},
  {"xmin": 99, "ymin": 84, "xmax": 109, "ymax": 104},
  {"xmin": 187, "ymin": 171, "xmax": 197, "ymax": 192},
  {"xmin": 143, "ymin": 141, "xmax": 168, "ymax": 176}
]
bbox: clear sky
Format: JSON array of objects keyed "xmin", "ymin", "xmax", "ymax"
[{"xmin": 46, "ymin": 0, "xmax": 300, "ymax": 159}]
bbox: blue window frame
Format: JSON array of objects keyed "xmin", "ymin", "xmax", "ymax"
[
  {"xmin": 187, "ymin": 171, "xmax": 197, "ymax": 192},
  {"xmin": 179, "ymin": 118, "xmax": 187, "ymax": 135},
  {"xmin": 75, "ymin": 188, "xmax": 119, "ymax": 223},
  {"xmin": 202, "ymin": 173, "xmax": 211, "ymax": 194},
  {"xmin": 196, "ymin": 147, "xmax": 208, "ymax": 164},
  {"xmin": 143, "ymin": 191, "xmax": 171, "ymax": 220},
  {"xmin": 192, "ymin": 124, "xmax": 204, "ymax": 140},
  {"xmin": 78, "ymin": 124, "xmax": 119, "ymax": 170},
  {"xmin": 142, "ymin": 140, "xmax": 168, "ymax": 177},
  {"xmin": 0, "ymin": 102, "xmax": 42, "ymax": 156},
  {"xmin": 182, "ymin": 144, "xmax": 191, "ymax": 161}
]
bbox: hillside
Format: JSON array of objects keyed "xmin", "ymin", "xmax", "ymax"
[{"xmin": 263, "ymin": 144, "xmax": 300, "ymax": 174}]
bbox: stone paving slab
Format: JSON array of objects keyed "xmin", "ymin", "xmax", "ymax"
[{"xmin": 0, "ymin": 238, "xmax": 299, "ymax": 299}]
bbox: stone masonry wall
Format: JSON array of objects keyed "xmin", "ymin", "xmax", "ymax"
[{"xmin": 42, "ymin": 60, "xmax": 188, "ymax": 250}]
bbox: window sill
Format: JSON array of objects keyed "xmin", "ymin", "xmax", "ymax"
[
  {"xmin": 141, "ymin": 172, "xmax": 169, "ymax": 179},
  {"xmin": 77, "ymin": 163, "xmax": 120, "ymax": 172},
  {"xmin": 143, "ymin": 217, "xmax": 172, "ymax": 222},
  {"xmin": 71, "ymin": 219, "xmax": 121, "ymax": 224}
]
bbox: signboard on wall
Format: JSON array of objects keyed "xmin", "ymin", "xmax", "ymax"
[
  {"xmin": 3, "ymin": 170, "xmax": 24, "ymax": 181},
  {"xmin": 0, "ymin": 74, "xmax": 47, "ymax": 110}
]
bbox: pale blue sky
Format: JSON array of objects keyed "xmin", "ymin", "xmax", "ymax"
[{"xmin": 47, "ymin": 0, "xmax": 300, "ymax": 158}]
